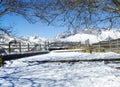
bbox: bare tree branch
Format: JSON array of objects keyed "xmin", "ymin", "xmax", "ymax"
[{"xmin": 0, "ymin": 0, "xmax": 120, "ymax": 32}]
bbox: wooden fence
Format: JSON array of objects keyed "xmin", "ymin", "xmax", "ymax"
[
  {"xmin": 0, "ymin": 41, "xmax": 82, "ymax": 53},
  {"xmin": 49, "ymin": 41, "xmax": 81, "ymax": 47},
  {"xmin": 92, "ymin": 38, "xmax": 120, "ymax": 53},
  {"xmin": 1, "ymin": 39, "xmax": 120, "ymax": 54},
  {"xmin": 0, "ymin": 42, "xmax": 49, "ymax": 54},
  {"xmin": 48, "ymin": 41, "xmax": 82, "ymax": 50}
]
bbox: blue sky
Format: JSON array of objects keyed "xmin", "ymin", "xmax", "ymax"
[{"xmin": 1, "ymin": 14, "xmax": 67, "ymax": 39}]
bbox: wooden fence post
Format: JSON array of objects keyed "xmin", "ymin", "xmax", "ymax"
[
  {"xmin": 109, "ymin": 40, "xmax": 112, "ymax": 51},
  {"xmin": 117, "ymin": 39, "xmax": 119, "ymax": 50},
  {"xmin": 99, "ymin": 42, "xmax": 101, "ymax": 51},
  {"xmin": 62, "ymin": 41, "xmax": 64, "ymax": 47},
  {"xmin": 85, "ymin": 39, "xmax": 92, "ymax": 53},
  {"xmin": 0, "ymin": 55, "xmax": 3, "ymax": 66},
  {"xmin": 19, "ymin": 42, "xmax": 21, "ymax": 53},
  {"xmin": 47, "ymin": 41, "xmax": 49, "ymax": 48},
  {"xmin": 8, "ymin": 43, "xmax": 11, "ymax": 53},
  {"xmin": 44, "ymin": 41, "xmax": 47, "ymax": 50},
  {"xmin": 0, "ymin": 55, "xmax": 4, "ymax": 67},
  {"xmin": 39, "ymin": 44, "xmax": 41, "ymax": 50},
  {"xmin": 46, "ymin": 41, "xmax": 49, "ymax": 50},
  {"xmin": 28, "ymin": 43, "xmax": 30, "ymax": 52},
  {"xmin": 79, "ymin": 41, "xmax": 81, "ymax": 46}
]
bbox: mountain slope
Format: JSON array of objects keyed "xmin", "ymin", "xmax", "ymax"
[
  {"xmin": 55, "ymin": 28, "xmax": 120, "ymax": 44},
  {"xmin": 0, "ymin": 33, "xmax": 47, "ymax": 45}
]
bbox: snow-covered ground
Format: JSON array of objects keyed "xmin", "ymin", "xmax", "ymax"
[{"xmin": 1, "ymin": 51, "xmax": 120, "ymax": 87}]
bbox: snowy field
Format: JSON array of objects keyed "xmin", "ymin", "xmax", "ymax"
[{"xmin": 1, "ymin": 51, "xmax": 120, "ymax": 87}]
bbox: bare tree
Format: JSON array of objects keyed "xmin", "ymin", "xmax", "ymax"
[
  {"xmin": 0, "ymin": 27, "xmax": 12, "ymax": 35},
  {"xmin": 0, "ymin": 0, "xmax": 43, "ymax": 34},
  {"xmin": 0, "ymin": 0, "xmax": 120, "ymax": 31},
  {"xmin": 34, "ymin": 0, "xmax": 120, "ymax": 29},
  {"xmin": 0, "ymin": 0, "xmax": 40, "ymax": 23}
]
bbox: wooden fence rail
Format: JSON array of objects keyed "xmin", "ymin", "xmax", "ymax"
[
  {"xmin": 92, "ymin": 38, "xmax": 120, "ymax": 53},
  {"xmin": 0, "ymin": 42, "xmax": 49, "ymax": 54}
]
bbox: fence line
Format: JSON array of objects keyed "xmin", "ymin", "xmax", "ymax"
[
  {"xmin": 92, "ymin": 38, "xmax": 120, "ymax": 53},
  {"xmin": 0, "ymin": 41, "xmax": 82, "ymax": 53},
  {"xmin": 1, "ymin": 39, "xmax": 119, "ymax": 54},
  {"xmin": 0, "ymin": 42, "xmax": 49, "ymax": 53}
]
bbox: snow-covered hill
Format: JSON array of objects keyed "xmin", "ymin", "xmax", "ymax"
[
  {"xmin": 20, "ymin": 35, "xmax": 47, "ymax": 44},
  {"xmin": 0, "ymin": 33, "xmax": 47, "ymax": 45},
  {"xmin": 0, "ymin": 33, "xmax": 15, "ymax": 43},
  {"xmin": 1, "ymin": 28, "xmax": 120, "ymax": 45},
  {"xmin": 55, "ymin": 28, "xmax": 120, "ymax": 44}
]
